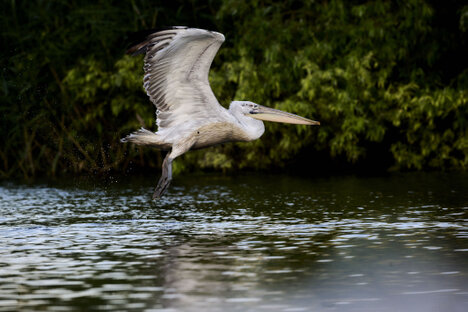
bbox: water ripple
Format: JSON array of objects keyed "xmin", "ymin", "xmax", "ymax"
[{"xmin": 1, "ymin": 173, "xmax": 467, "ymax": 311}]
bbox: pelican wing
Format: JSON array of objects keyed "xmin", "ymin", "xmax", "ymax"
[{"xmin": 129, "ymin": 27, "xmax": 226, "ymax": 130}]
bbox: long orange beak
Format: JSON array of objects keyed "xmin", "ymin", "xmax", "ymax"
[{"xmin": 248, "ymin": 105, "xmax": 320, "ymax": 125}]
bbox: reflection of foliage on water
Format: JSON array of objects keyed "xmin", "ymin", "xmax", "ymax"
[{"xmin": 1, "ymin": 0, "xmax": 467, "ymax": 178}]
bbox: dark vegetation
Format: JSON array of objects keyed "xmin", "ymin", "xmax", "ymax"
[{"xmin": 1, "ymin": 0, "xmax": 467, "ymax": 179}]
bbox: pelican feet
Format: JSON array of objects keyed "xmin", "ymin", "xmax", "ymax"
[
  {"xmin": 151, "ymin": 144, "xmax": 191, "ymax": 199},
  {"xmin": 153, "ymin": 176, "xmax": 172, "ymax": 199},
  {"xmin": 153, "ymin": 153, "xmax": 173, "ymax": 199}
]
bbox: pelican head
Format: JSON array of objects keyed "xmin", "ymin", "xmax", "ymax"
[{"xmin": 230, "ymin": 101, "xmax": 320, "ymax": 126}]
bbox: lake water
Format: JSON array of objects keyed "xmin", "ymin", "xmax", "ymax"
[{"xmin": 0, "ymin": 172, "xmax": 467, "ymax": 311}]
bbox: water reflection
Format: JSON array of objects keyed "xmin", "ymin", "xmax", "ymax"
[{"xmin": 0, "ymin": 173, "xmax": 467, "ymax": 311}]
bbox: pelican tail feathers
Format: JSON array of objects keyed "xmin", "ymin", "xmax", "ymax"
[{"xmin": 120, "ymin": 128, "xmax": 170, "ymax": 150}]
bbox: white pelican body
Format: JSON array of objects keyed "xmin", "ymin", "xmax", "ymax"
[{"xmin": 122, "ymin": 27, "xmax": 319, "ymax": 199}]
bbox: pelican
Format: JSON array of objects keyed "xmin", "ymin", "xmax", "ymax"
[{"xmin": 121, "ymin": 27, "xmax": 320, "ymax": 199}]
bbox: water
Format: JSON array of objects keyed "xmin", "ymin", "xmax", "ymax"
[{"xmin": 0, "ymin": 172, "xmax": 467, "ymax": 311}]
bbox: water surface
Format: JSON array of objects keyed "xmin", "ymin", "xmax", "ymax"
[{"xmin": 1, "ymin": 173, "xmax": 467, "ymax": 311}]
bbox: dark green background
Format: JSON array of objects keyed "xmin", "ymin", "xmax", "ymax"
[{"xmin": 1, "ymin": 0, "xmax": 467, "ymax": 179}]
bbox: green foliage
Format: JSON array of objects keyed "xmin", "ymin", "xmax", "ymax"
[
  {"xmin": 1, "ymin": 0, "xmax": 467, "ymax": 178},
  {"xmin": 208, "ymin": 0, "xmax": 468, "ymax": 171},
  {"xmin": 0, "ymin": 0, "xmax": 219, "ymax": 178}
]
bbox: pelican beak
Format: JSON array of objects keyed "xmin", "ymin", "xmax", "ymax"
[{"xmin": 248, "ymin": 105, "xmax": 320, "ymax": 125}]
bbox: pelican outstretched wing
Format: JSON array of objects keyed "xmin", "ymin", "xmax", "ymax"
[{"xmin": 128, "ymin": 27, "xmax": 226, "ymax": 130}]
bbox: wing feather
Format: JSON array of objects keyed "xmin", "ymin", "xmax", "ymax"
[{"xmin": 128, "ymin": 27, "xmax": 226, "ymax": 130}]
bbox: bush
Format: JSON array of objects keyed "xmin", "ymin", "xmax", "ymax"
[{"xmin": 1, "ymin": 0, "xmax": 467, "ymax": 178}]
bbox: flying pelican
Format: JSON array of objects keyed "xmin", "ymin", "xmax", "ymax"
[{"xmin": 121, "ymin": 27, "xmax": 320, "ymax": 199}]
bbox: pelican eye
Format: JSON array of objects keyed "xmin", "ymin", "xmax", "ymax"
[{"xmin": 249, "ymin": 106, "xmax": 259, "ymax": 114}]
